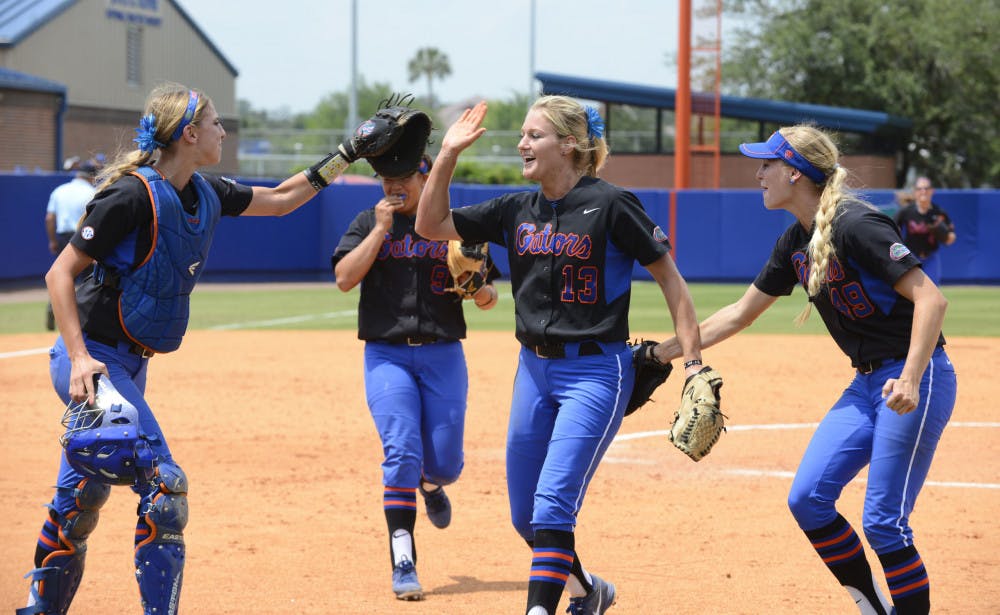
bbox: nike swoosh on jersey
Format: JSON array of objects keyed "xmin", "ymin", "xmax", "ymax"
[{"xmin": 583, "ymin": 208, "xmax": 600, "ymax": 214}]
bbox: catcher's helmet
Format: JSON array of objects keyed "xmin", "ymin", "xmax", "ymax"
[{"xmin": 59, "ymin": 375, "xmax": 155, "ymax": 485}]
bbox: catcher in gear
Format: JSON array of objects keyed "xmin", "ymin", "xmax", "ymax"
[
  {"xmin": 20, "ymin": 82, "xmax": 386, "ymax": 615},
  {"xmin": 656, "ymin": 125, "xmax": 955, "ymax": 615},
  {"xmin": 332, "ymin": 152, "xmax": 500, "ymax": 601}
]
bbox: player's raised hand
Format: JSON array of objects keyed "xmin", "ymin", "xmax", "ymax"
[{"xmin": 441, "ymin": 101, "xmax": 487, "ymax": 156}]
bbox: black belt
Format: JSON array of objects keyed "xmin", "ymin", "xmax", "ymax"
[
  {"xmin": 532, "ymin": 340, "xmax": 604, "ymax": 359},
  {"xmin": 384, "ymin": 335, "xmax": 441, "ymax": 347},
  {"xmin": 87, "ymin": 332, "xmax": 155, "ymax": 358},
  {"xmin": 855, "ymin": 356, "xmax": 905, "ymax": 375}
]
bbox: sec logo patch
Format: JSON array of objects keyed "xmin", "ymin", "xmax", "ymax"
[
  {"xmin": 889, "ymin": 242, "xmax": 910, "ymax": 261},
  {"xmin": 653, "ymin": 226, "xmax": 669, "ymax": 243},
  {"xmin": 81, "ymin": 226, "xmax": 95, "ymax": 240}
]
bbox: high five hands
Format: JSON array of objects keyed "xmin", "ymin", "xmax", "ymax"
[{"xmin": 441, "ymin": 101, "xmax": 488, "ymax": 156}]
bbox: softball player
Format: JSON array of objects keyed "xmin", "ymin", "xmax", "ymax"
[
  {"xmin": 20, "ymin": 82, "xmax": 371, "ymax": 615},
  {"xmin": 332, "ymin": 154, "xmax": 499, "ymax": 601},
  {"xmin": 656, "ymin": 126, "xmax": 955, "ymax": 615},
  {"xmin": 415, "ymin": 98, "xmax": 705, "ymax": 615},
  {"xmin": 893, "ymin": 176, "xmax": 956, "ymax": 285}
]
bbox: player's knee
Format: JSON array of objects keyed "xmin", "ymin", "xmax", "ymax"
[
  {"xmin": 139, "ymin": 460, "xmax": 189, "ymax": 537},
  {"xmin": 861, "ymin": 514, "xmax": 909, "ymax": 553},
  {"xmin": 512, "ymin": 518, "xmax": 534, "ymax": 542},
  {"xmin": 421, "ymin": 463, "xmax": 463, "ymax": 487},
  {"xmin": 786, "ymin": 486, "xmax": 827, "ymax": 527},
  {"xmin": 59, "ymin": 478, "xmax": 112, "ymax": 542}
]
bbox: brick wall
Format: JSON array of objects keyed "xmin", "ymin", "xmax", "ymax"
[{"xmin": 0, "ymin": 89, "xmax": 61, "ymax": 171}]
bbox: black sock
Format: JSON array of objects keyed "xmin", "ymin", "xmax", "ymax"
[
  {"xmin": 804, "ymin": 515, "xmax": 889, "ymax": 615},
  {"xmin": 526, "ymin": 529, "xmax": 574, "ymax": 615},
  {"xmin": 384, "ymin": 487, "xmax": 417, "ymax": 567},
  {"xmin": 878, "ymin": 545, "xmax": 930, "ymax": 615}
]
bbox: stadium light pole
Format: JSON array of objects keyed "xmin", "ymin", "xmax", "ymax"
[
  {"xmin": 346, "ymin": 0, "xmax": 358, "ymax": 141},
  {"xmin": 529, "ymin": 0, "xmax": 537, "ymax": 101}
]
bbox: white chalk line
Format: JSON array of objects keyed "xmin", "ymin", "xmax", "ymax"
[
  {"xmin": 610, "ymin": 424, "xmax": 1000, "ymax": 489},
  {"xmin": 209, "ymin": 309, "xmax": 357, "ymax": 330},
  {"xmin": 0, "ymin": 310, "xmax": 361, "ymax": 358}
]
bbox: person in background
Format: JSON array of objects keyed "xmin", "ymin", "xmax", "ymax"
[
  {"xmin": 44, "ymin": 159, "xmax": 99, "ymax": 330},
  {"xmin": 893, "ymin": 176, "xmax": 956, "ymax": 285}
]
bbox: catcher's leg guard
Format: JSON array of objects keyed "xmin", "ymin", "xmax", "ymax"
[
  {"xmin": 134, "ymin": 460, "xmax": 188, "ymax": 615},
  {"xmin": 18, "ymin": 478, "xmax": 111, "ymax": 615}
]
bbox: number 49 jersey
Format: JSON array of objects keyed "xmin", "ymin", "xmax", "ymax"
[
  {"xmin": 452, "ymin": 176, "xmax": 671, "ymax": 348},
  {"xmin": 753, "ymin": 199, "xmax": 946, "ymax": 365}
]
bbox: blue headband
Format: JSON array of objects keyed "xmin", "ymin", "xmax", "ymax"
[
  {"xmin": 738, "ymin": 131, "xmax": 828, "ymax": 184},
  {"xmin": 170, "ymin": 90, "xmax": 200, "ymax": 142}
]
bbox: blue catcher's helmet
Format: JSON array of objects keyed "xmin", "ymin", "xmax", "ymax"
[{"xmin": 59, "ymin": 375, "xmax": 155, "ymax": 485}]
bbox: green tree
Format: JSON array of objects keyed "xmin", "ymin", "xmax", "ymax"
[
  {"xmin": 723, "ymin": 0, "xmax": 999, "ymax": 187},
  {"xmin": 407, "ymin": 47, "xmax": 452, "ymax": 108}
]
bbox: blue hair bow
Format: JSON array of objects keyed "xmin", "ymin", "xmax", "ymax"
[
  {"xmin": 133, "ymin": 114, "xmax": 165, "ymax": 154},
  {"xmin": 585, "ymin": 106, "xmax": 605, "ymax": 140}
]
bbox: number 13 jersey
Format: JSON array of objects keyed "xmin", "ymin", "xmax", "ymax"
[{"xmin": 452, "ymin": 176, "xmax": 671, "ymax": 348}]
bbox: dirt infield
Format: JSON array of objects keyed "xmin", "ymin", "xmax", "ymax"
[{"xmin": 1, "ymin": 330, "xmax": 997, "ymax": 614}]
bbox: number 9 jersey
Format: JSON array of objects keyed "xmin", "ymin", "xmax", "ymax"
[{"xmin": 451, "ymin": 176, "xmax": 671, "ymax": 348}]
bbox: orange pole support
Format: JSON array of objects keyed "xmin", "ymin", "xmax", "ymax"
[{"xmin": 673, "ymin": 0, "xmax": 691, "ymax": 258}]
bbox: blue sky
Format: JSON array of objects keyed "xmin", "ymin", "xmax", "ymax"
[{"xmin": 179, "ymin": 0, "xmax": 735, "ymax": 114}]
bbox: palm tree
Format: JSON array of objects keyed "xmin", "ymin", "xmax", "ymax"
[{"xmin": 407, "ymin": 47, "xmax": 451, "ymax": 108}]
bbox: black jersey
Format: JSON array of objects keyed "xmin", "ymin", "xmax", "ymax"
[
  {"xmin": 331, "ymin": 210, "xmax": 500, "ymax": 342},
  {"xmin": 70, "ymin": 173, "xmax": 253, "ymax": 341},
  {"xmin": 894, "ymin": 203, "xmax": 954, "ymax": 259},
  {"xmin": 451, "ymin": 176, "xmax": 670, "ymax": 347},
  {"xmin": 754, "ymin": 200, "xmax": 945, "ymax": 366}
]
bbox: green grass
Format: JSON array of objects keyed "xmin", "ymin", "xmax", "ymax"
[{"xmin": 2, "ymin": 282, "xmax": 997, "ymax": 337}]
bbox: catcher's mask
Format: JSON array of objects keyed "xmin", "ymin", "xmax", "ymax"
[{"xmin": 59, "ymin": 375, "xmax": 155, "ymax": 485}]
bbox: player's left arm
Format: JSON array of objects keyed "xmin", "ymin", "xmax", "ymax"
[
  {"xmin": 244, "ymin": 172, "xmax": 321, "ymax": 217},
  {"xmin": 881, "ymin": 267, "xmax": 948, "ymax": 414},
  {"xmin": 644, "ymin": 254, "xmax": 705, "ymax": 377}
]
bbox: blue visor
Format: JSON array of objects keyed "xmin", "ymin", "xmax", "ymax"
[{"xmin": 739, "ymin": 131, "xmax": 827, "ymax": 184}]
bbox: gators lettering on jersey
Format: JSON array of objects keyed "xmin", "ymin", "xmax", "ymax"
[
  {"xmin": 331, "ymin": 210, "xmax": 499, "ymax": 342},
  {"xmin": 753, "ymin": 200, "xmax": 946, "ymax": 366},
  {"xmin": 450, "ymin": 176, "xmax": 670, "ymax": 347}
]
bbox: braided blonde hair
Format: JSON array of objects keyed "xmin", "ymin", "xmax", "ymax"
[
  {"xmin": 779, "ymin": 125, "xmax": 848, "ymax": 324},
  {"xmin": 96, "ymin": 82, "xmax": 210, "ymax": 192},
  {"xmin": 530, "ymin": 95, "xmax": 609, "ymax": 177}
]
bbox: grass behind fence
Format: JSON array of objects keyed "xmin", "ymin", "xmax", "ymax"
[{"xmin": 2, "ymin": 282, "xmax": 997, "ymax": 337}]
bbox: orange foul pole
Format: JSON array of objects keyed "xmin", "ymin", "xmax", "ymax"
[{"xmin": 671, "ymin": 0, "xmax": 692, "ymax": 259}]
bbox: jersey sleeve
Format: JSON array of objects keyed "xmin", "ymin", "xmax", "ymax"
[
  {"xmin": 69, "ymin": 178, "xmax": 148, "ymax": 260},
  {"xmin": 452, "ymin": 195, "xmax": 512, "ymax": 246},
  {"xmin": 752, "ymin": 226, "xmax": 801, "ymax": 297},
  {"xmin": 204, "ymin": 174, "xmax": 254, "ymax": 216},
  {"xmin": 608, "ymin": 189, "xmax": 671, "ymax": 266},
  {"xmin": 330, "ymin": 209, "xmax": 376, "ymax": 269},
  {"xmin": 841, "ymin": 207, "xmax": 921, "ymax": 286}
]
